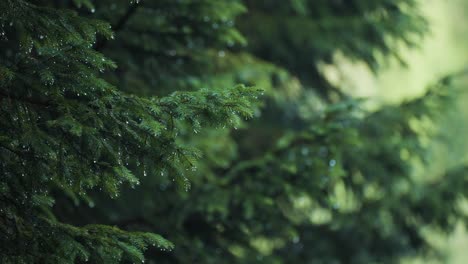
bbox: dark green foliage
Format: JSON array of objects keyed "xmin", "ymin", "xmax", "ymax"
[
  {"xmin": 1, "ymin": 0, "xmax": 467, "ymax": 263},
  {"xmin": 0, "ymin": 0, "xmax": 258, "ymax": 262}
]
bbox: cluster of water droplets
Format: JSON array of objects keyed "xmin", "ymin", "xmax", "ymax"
[{"xmin": 0, "ymin": 21, "xmax": 13, "ymax": 40}]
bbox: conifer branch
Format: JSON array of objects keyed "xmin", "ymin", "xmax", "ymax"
[
  {"xmin": 95, "ymin": 3, "xmax": 141, "ymax": 51},
  {"xmin": 0, "ymin": 91, "xmax": 51, "ymax": 107},
  {"xmin": 0, "ymin": 144, "xmax": 23, "ymax": 157}
]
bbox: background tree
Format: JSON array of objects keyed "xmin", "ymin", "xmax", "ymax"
[{"xmin": 1, "ymin": 0, "xmax": 467, "ymax": 263}]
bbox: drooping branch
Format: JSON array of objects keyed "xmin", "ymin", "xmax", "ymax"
[{"xmin": 95, "ymin": 2, "xmax": 141, "ymax": 51}]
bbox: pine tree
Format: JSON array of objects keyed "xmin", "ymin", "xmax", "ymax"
[
  {"xmin": 0, "ymin": 1, "xmax": 259, "ymax": 262},
  {"xmin": 1, "ymin": 0, "xmax": 467, "ymax": 263}
]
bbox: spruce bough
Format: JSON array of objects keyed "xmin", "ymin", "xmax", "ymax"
[
  {"xmin": 1, "ymin": 0, "xmax": 467, "ymax": 263},
  {"xmin": 0, "ymin": 1, "xmax": 259, "ymax": 262}
]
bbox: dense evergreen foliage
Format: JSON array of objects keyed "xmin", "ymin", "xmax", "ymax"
[{"xmin": 0, "ymin": 0, "xmax": 466, "ymax": 263}]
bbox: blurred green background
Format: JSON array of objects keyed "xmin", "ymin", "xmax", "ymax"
[{"xmin": 335, "ymin": 0, "xmax": 468, "ymax": 262}]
